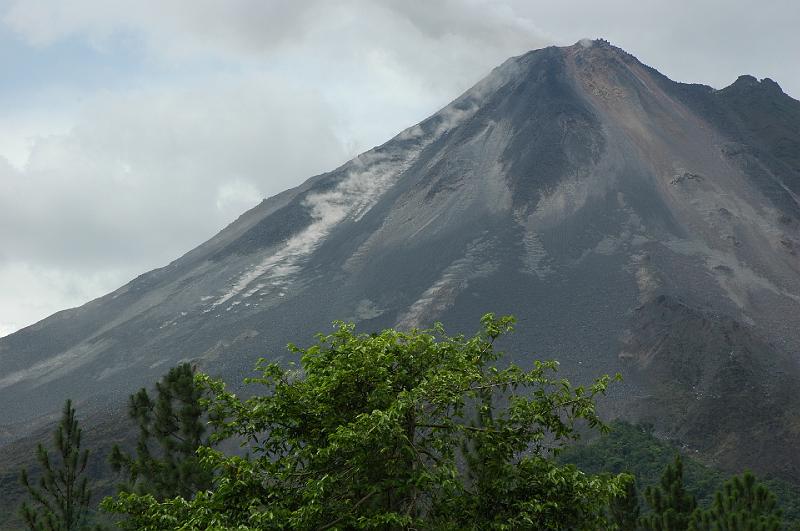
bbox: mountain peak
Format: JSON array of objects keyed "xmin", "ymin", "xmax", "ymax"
[
  {"xmin": 574, "ymin": 37, "xmax": 613, "ymax": 48},
  {"xmin": 734, "ymin": 74, "xmax": 760, "ymax": 85},
  {"xmin": 566, "ymin": 37, "xmax": 631, "ymax": 56},
  {"xmin": 725, "ymin": 73, "xmax": 785, "ymax": 95}
]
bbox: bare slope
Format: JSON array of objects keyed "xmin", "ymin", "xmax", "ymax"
[{"xmin": 2, "ymin": 40, "xmax": 799, "ymax": 479}]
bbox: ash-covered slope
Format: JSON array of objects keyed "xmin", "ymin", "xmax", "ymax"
[{"xmin": 2, "ymin": 40, "xmax": 800, "ymax": 478}]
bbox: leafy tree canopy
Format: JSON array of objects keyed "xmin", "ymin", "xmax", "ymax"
[{"xmin": 103, "ymin": 314, "xmax": 629, "ymax": 530}]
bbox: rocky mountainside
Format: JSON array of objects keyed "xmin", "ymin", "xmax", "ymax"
[{"xmin": 2, "ymin": 39, "xmax": 800, "ymax": 479}]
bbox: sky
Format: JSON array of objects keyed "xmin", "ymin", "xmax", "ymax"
[{"xmin": 0, "ymin": 0, "xmax": 798, "ymax": 338}]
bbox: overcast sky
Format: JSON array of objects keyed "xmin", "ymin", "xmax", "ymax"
[{"xmin": 0, "ymin": 0, "xmax": 798, "ymax": 337}]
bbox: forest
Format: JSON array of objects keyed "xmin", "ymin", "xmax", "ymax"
[{"xmin": 10, "ymin": 315, "xmax": 798, "ymax": 530}]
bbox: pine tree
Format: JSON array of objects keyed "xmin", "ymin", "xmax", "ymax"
[
  {"xmin": 611, "ymin": 478, "xmax": 641, "ymax": 530},
  {"xmin": 640, "ymin": 454, "xmax": 697, "ymax": 530},
  {"xmin": 19, "ymin": 399, "xmax": 95, "ymax": 530},
  {"xmin": 689, "ymin": 471, "xmax": 783, "ymax": 530},
  {"xmin": 109, "ymin": 363, "xmax": 212, "ymax": 499}
]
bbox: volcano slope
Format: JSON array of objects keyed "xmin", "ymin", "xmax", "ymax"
[{"xmin": 1, "ymin": 39, "xmax": 800, "ymax": 480}]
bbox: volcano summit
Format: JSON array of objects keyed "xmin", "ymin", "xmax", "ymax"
[{"xmin": 2, "ymin": 39, "xmax": 800, "ymax": 478}]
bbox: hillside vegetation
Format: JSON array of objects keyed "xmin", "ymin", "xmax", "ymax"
[{"xmin": 5, "ymin": 316, "xmax": 799, "ymax": 530}]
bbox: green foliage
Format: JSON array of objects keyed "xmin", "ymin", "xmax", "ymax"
[
  {"xmin": 610, "ymin": 479, "xmax": 641, "ymax": 530},
  {"xmin": 559, "ymin": 421, "xmax": 721, "ymax": 504},
  {"xmin": 19, "ymin": 399, "xmax": 96, "ymax": 530},
  {"xmin": 640, "ymin": 455, "xmax": 697, "ymax": 530},
  {"xmin": 102, "ymin": 314, "xmax": 628, "ymax": 529},
  {"xmin": 559, "ymin": 420, "xmax": 800, "ymax": 525},
  {"xmin": 689, "ymin": 471, "xmax": 783, "ymax": 530},
  {"xmin": 109, "ymin": 363, "xmax": 213, "ymax": 500}
]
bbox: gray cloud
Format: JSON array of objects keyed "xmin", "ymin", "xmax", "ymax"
[
  {"xmin": 0, "ymin": 0, "xmax": 547, "ymax": 336},
  {"xmin": 0, "ymin": 73, "xmax": 346, "ymax": 267},
  {"xmin": 0, "ymin": 73, "xmax": 348, "ymax": 335},
  {"xmin": 5, "ymin": 0, "xmax": 796, "ymax": 96}
]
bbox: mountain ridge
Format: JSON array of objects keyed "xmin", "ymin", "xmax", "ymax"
[{"xmin": 2, "ymin": 39, "xmax": 800, "ymax": 480}]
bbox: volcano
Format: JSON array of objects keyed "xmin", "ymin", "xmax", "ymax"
[{"xmin": 2, "ymin": 39, "xmax": 800, "ymax": 479}]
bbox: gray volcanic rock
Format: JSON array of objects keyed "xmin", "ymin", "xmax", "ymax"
[{"xmin": 2, "ymin": 39, "xmax": 800, "ymax": 479}]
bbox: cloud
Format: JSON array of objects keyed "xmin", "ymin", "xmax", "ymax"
[
  {"xmin": 0, "ymin": 73, "xmax": 349, "ymax": 335},
  {"xmin": 0, "ymin": 260, "xmax": 127, "ymax": 338},
  {"xmin": 0, "ymin": 1, "xmax": 548, "ymax": 336},
  {"xmin": 4, "ymin": 0, "xmax": 798, "ymax": 98},
  {"xmin": 2, "ymin": 0, "xmax": 541, "ymax": 54},
  {"xmin": 0, "ymin": 72, "xmax": 347, "ymax": 267}
]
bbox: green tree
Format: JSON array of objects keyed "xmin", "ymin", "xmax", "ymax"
[
  {"xmin": 109, "ymin": 363, "xmax": 212, "ymax": 499},
  {"xmin": 640, "ymin": 455, "xmax": 697, "ymax": 530},
  {"xmin": 689, "ymin": 471, "xmax": 783, "ymax": 530},
  {"xmin": 611, "ymin": 479, "xmax": 641, "ymax": 530},
  {"xmin": 19, "ymin": 399, "xmax": 95, "ymax": 530},
  {"xmin": 102, "ymin": 315, "xmax": 629, "ymax": 530}
]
